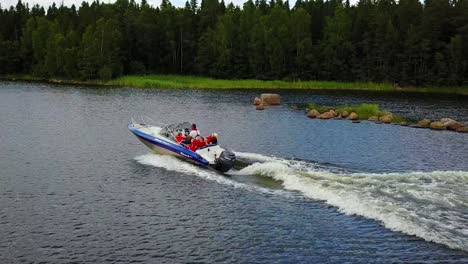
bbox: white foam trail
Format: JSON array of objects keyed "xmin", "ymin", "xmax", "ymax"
[
  {"xmin": 234, "ymin": 151, "xmax": 278, "ymax": 162},
  {"xmin": 134, "ymin": 153, "xmax": 285, "ymax": 195},
  {"xmin": 234, "ymin": 153, "xmax": 468, "ymax": 251},
  {"xmin": 136, "ymin": 151, "xmax": 468, "ymax": 251}
]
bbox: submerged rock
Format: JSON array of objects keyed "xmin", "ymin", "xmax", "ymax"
[
  {"xmin": 256, "ymin": 104, "xmax": 265, "ymax": 110},
  {"xmin": 253, "ymin": 97, "xmax": 263, "ymax": 105},
  {"xmin": 307, "ymin": 109, "xmax": 320, "ymax": 118},
  {"xmin": 368, "ymin": 116, "xmax": 379, "ymax": 122},
  {"xmin": 347, "ymin": 112, "xmax": 359, "ymax": 120},
  {"xmin": 429, "ymin": 121, "xmax": 446, "ymax": 130},
  {"xmin": 260, "ymin": 93, "xmax": 281, "ymax": 105},
  {"xmin": 352, "ymin": 120, "xmax": 361, "ymax": 123},
  {"xmin": 456, "ymin": 126, "xmax": 468, "ymax": 133}
]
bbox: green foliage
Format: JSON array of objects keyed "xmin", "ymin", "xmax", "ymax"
[
  {"xmin": 306, "ymin": 103, "xmax": 333, "ymax": 113},
  {"xmin": 391, "ymin": 115, "xmax": 407, "ymax": 123},
  {"xmin": 307, "ymin": 102, "xmax": 380, "ymax": 120},
  {"xmin": 79, "ymin": 18, "xmax": 122, "ymax": 79},
  {"xmin": 337, "ymin": 103, "xmax": 380, "ymax": 120},
  {"xmin": 99, "ymin": 66, "xmax": 113, "ymax": 80},
  {"xmin": 0, "ymin": 0, "xmax": 467, "ymax": 86},
  {"xmin": 129, "ymin": 60, "xmax": 146, "ymax": 74},
  {"xmin": 106, "ymin": 74, "xmax": 468, "ymax": 94},
  {"xmin": 0, "ymin": 40, "xmax": 22, "ymax": 74}
]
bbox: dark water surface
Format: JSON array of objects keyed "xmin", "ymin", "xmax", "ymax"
[{"xmin": 1, "ymin": 82, "xmax": 467, "ymax": 263}]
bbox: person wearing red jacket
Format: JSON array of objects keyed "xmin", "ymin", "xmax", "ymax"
[
  {"xmin": 175, "ymin": 132, "xmax": 184, "ymax": 143},
  {"xmin": 205, "ymin": 133, "xmax": 218, "ymax": 145},
  {"xmin": 189, "ymin": 136, "xmax": 206, "ymax": 151}
]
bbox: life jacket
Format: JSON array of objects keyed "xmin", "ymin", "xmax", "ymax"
[
  {"xmin": 175, "ymin": 134, "xmax": 184, "ymax": 143},
  {"xmin": 206, "ymin": 135, "xmax": 217, "ymax": 144},
  {"xmin": 189, "ymin": 138, "xmax": 205, "ymax": 151}
]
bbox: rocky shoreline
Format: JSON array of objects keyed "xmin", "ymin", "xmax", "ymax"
[
  {"xmin": 305, "ymin": 107, "xmax": 468, "ymax": 133},
  {"xmin": 252, "ymin": 94, "xmax": 467, "ymax": 133}
]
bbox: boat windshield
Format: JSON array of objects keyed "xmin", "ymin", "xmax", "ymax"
[{"xmin": 159, "ymin": 122, "xmax": 192, "ymax": 139}]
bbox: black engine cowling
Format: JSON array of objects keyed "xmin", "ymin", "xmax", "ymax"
[{"xmin": 214, "ymin": 150, "xmax": 236, "ymax": 172}]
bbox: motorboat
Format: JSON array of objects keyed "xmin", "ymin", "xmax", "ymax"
[{"xmin": 128, "ymin": 119, "xmax": 236, "ymax": 172}]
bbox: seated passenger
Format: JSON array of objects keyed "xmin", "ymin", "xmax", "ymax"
[
  {"xmin": 205, "ymin": 133, "xmax": 218, "ymax": 145},
  {"xmin": 175, "ymin": 132, "xmax": 184, "ymax": 143},
  {"xmin": 189, "ymin": 136, "xmax": 206, "ymax": 151},
  {"xmin": 197, "ymin": 136, "xmax": 206, "ymax": 147},
  {"xmin": 183, "ymin": 129, "xmax": 191, "ymax": 144},
  {"xmin": 189, "ymin": 123, "xmax": 201, "ymax": 138}
]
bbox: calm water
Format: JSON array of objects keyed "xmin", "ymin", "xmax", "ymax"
[{"xmin": 1, "ymin": 81, "xmax": 467, "ymax": 263}]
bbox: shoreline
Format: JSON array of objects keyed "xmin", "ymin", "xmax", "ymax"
[{"xmin": 2, "ymin": 74, "xmax": 468, "ymax": 95}]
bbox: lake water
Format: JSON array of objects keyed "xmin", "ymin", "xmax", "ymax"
[{"xmin": 1, "ymin": 81, "xmax": 467, "ymax": 263}]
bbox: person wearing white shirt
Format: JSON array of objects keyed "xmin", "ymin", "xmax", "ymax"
[{"xmin": 189, "ymin": 123, "xmax": 200, "ymax": 138}]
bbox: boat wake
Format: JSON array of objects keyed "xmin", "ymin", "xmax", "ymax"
[
  {"xmin": 135, "ymin": 152, "xmax": 468, "ymax": 251},
  {"xmin": 134, "ymin": 153, "xmax": 284, "ymax": 195}
]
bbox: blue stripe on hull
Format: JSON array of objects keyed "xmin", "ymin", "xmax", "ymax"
[{"xmin": 128, "ymin": 124, "xmax": 209, "ymax": 166}]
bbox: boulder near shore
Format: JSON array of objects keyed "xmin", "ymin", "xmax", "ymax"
[
  {"xmin": 379, "ymin": 115, "xmax": 393, "ymax": 124},
  {"xmin": 415, "ymin": 119, "xmax": 431, "ymax": 128},
  {"xmin": 347, "ymin": 112, "xmax": 359, "ymax": 120},
  {"xmin": 456, "ymin": 126, "xmax": 468, "ymax": 133},
  {"xmin": 430, "ymin": 121, "xmax": 446, "ymax": 130},
  {"xmin": 318, "ymin": 111, "xmax": 334, "ymax": 119},
  {"xmin": 253, "ymin": 97, "xmax": 263, "ymax": 105},
  {"xmin": 253, "ymin": 94, "xmax": 281, "ymax": 110},
  {"xmin": 300, "ymin": 102, "xmax": 466, "ymax": 133},
  {"xmin": 307, "ymin": 109, "xmax": 320, "ymax": 118},
  {"xmin": 260, "ymin": 94, "xmax": 281, "ymax": 105},
  {"xmin": 439, "ymin": 118, "xmax": 463, "ymax": 131}
]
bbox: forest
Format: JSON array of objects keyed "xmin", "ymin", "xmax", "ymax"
[{"xmin": 0, "ymin": 0, "xmax": 467, "ymax": 86}]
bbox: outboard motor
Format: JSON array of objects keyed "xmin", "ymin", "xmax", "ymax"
[{"xmin": 214, "ymin": 150, "xmax": 236, "ymax": 172}]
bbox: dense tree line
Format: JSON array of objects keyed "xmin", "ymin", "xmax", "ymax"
[{"xmin": 0, "ymin": 0, "xmax": 467, "ymax": 86}]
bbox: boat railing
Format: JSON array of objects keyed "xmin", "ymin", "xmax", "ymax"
[{"xmin": 131, "ymin": 116, "xmax": 167, "ymax": 127}]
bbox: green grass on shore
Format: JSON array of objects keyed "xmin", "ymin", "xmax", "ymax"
[
  {"xmin": 2, "ymin": 74, "xmax": 468, "ymax": 95},
  {"xmin": 108, "ymin": 74, "xmax": 397, "ymax": 91},
  {"xmin": 107, "ymin": 75, "xmax": 468, "ymax": 94}
]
